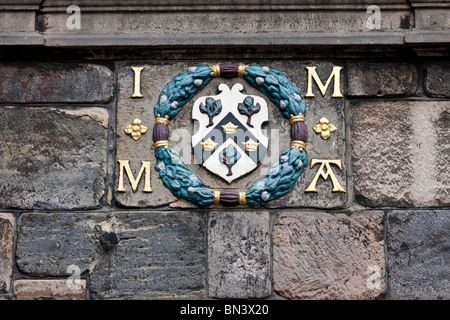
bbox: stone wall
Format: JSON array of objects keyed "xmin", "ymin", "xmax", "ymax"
[{"xmin": 0, "ymin": 1, "xmax": 449, "ymax": 301}]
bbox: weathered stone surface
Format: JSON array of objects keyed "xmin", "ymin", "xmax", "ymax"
[
  {"xmin": 0, "ymin": 107, "xmax": 108, "ymax": 210},
  {"xmin": 42, "ymin": 0, "xmax": 410, "ymax": 7},
  {"xmin": 16, "ymin": 211, "xmax": 206, "ymax": 299},
  {"xmin": 90, "ymin": 211, "xmax": 206, "ymax": 299},
  {"xmin": 16, "ymin": 213, "xmax": 100, "ymax": 276},
  {"xmin": 425, "ymin": 62, "xmax": 450, "ymax": 98},
  {"xmin": 14, "ymin": 279, "xmax": 86, "ymax": 300},
  {"xmin": 40, "ymin": 6, "xmax": 412, "ymax": 36},
  {"xmin": 0, "ymin": 11, "xmax": 36, "ymax": 32},
  {"xmin": 208, "ymin": 211, "xmax": 270, "ymax": 299},
  {"xmin": 267, "ymin": 61, "xmax": 347, "ymax": 208},
  {"xmin": 415, "ymin": 8, "xmax": 450, "ymax": 29},
  {"xmin": 352, "ymin": 101, "xmax": 450, "ymax": 207},
  {"xmin": 116, "ymin": 61, "xmax": 346, "ymax": 209},
  {"xmin": 0, "ymin": 213, "xmax": 14, "ymax": 293},
  {"xmin": 115, "ymin": 63, "xmax": 178, "ymax": 207},
  {"xmin": 273, "ymin": 211, "xmax": 385, "ymax": 300},
  {"xmin": 347, "ymin": 63, "xmax": 417, "ymax": 97},
  {"xmin": 405, "ymin": 30, "xmax": 450, "ymax": 44},
  {"xmin": 0, "ymin": 63, "xmax": 114, "ymax": 103},
  {"xmin": 387, "ymin": 210, "xmax": 450, "ymax": 300}
]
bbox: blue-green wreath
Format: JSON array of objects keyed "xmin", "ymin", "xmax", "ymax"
[{"xmin": 153, "ymin": 64, "xmax": 307, "ymax": 207}]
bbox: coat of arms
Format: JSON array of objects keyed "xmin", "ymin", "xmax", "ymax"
[
  {"xmin": 152, "ymin": 63, "xmax": 307, "ymax": 207},
  {"xmin": 192, "ymin": 83, "xmax": 268, "ymax": 183}
]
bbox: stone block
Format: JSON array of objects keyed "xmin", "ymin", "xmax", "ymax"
[
  {"xmin": 267, "ymin": 61, "xmax": 347, "ymax": 209},
  {"xmin": 16, "ymin": 211, "xmax": 206, "ymax": 299},
  {"xmin": 387, "ymin": 210, "xmax": 450, "ymax": 300},
  {"xmin": 90, "ymin": 212, "xmax": 206, "ymax": 299},
  {"xmin": 425, "ymin": 62, "xmax": 450, "ymax": 98},
  {"xmin": 0, "ymin": 63, "xmax": 114, "ymax": 103},
  {"xmin": 0, "ymin": 213, "xmax": 14, "ymax": 293},
  {"xmin": 347, "ymin": 63, "xmax": 417, "ymax": 97},
  {"xmin": 273, "ymin": 211, "xmax": 385, "ymax": 300},
  {"xmin": 115, "ymin": 61, "xmax": 346, "ymax": 209},
  {"xmin": 208, "ymin": 211, "xmax": 270, "ymax": 299},
  {"xmin": 0, "ymin": 0, "xmax": 42, "ymax": 4},
  {"xmin": 41, "ymin": 0, "xmax": 411, "ymax": 7},
  {"xmin": 405, "ymin": 30, "xmax": 450, "ymax": 44},
  {"xmin": 114, "ymin": 63, "xmax": 179, "ymax": 207},
  {"xmin": 415, "ymin": 8, "xmax": 450, "ymax": 29},
  {"xmin": 40, "ymin": 6, "xmax": 412, "ymax": 36},
  {"xmin": 16, "ymin": 212, "xmax": 100, "ymax": 276},
  {"xmin": 14, "ymin": 279, "xmax": 86, "ymax": 300},
  {"xmin": 351, "ymin": 101, "xmax": 450, "ymax": 207},
  {"xmin": 0, "ymin": 107, "xmax": 108, "ymax": 210},
  {"xmin": 0, "ymin": 11, "xmax": 35, "ymax": 32}
]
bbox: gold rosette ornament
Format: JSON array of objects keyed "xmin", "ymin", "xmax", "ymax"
[
  {"xmin": 124, "ymin": 118, "xmax": 148, "ymax": 141},
  {"xmin": 313, "ymin": 117, "xmax": 336, "ymax": 140}
]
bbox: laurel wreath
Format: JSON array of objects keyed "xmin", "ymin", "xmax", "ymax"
[{"xmin": 153, "ymin": 64, "xmax": 307, "ymax": 207}]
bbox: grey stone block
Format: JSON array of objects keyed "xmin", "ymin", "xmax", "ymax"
[
  {"xmin": 0, "ymin": 11, "xmax": 36, "ymax": 32},
  {"xmin": 0, "ymin": 107, "xmax": 108, "ymax": 210},
  {"xmin": 273, "ymin": 211, "xmax": 385, "ymax": 300},
  {"xmin": 405, "ymin": 30, "xmax": 450, "ymax": 44},
  {"xmin": 16, "ymin": 212, "xmax": 100, "ymax": 276},
  {"xmin": 0, "ymin": 63, "xmax": 114, "ymax": 103},
  {"xmin": 0, "ymin": 213, "xmax": 14, "ymax": 293},
  {"xmin": 40, "ymin": 6, "xmax": 413, "ymax": 36},
  {"xmin": 0, "ymin": 1, "xmax": 42, "ymax": 4},
  {"xmin": 115, "ymin": 63, "xmax": 180, "ymax": 207},
  {"xmin": 0, "ymin": 32, "xmax": 44, "ymax": 45},
  {"xmin": 387, "ymin": 210, "xmax": 450, "ymax": 300},
  {"xmin": 14, "ymin": 279, "xmax": 87, "ymax": 300},
  {"xmin": 89, "ymin": 211, "xmax": 207, "ymax": 299},
  {"xmin": 351, "ymin": 101, "xmax": 450, "ymax": 207},
  {"xmin": 40, "ymin": 1, "xmax": 411, "ymax": 6},
  {"xmin": 415, "ymin": 8, "xmax": 450, "ymax": 29},
  {"xmin": 16, "ymin": 211, "xmax": 207, "ymax": 299},
  {"xmin": 425, "ymin": 62, "xmax": 450, "ymax": 98},
  {"xmin": 208, "ymin": 211, "xmax": 270, "ymax": 299},
  {"xmin": 42, "ymin": 32, "xmax": 408, "ymax": 48},
  {"xmin": 347, "ymin": 63, "xmax": 417, "ymax": 97},
  {"xmin": 267, "ymin": 61, "xmax": 347, "ymax": 209}
]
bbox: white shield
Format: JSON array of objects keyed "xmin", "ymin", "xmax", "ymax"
[{"xmin": 192, "ymin": 83, "xmax": 268, "ymax": 183}]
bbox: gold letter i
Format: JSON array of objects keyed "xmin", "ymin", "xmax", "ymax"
[{"xmin": 130, "ymin": 66, "xmax": 144, "ymax": 98}]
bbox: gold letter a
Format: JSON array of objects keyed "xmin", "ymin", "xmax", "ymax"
[{"xmin": 305, "ymin": 159, "xmax": 345, "ymax": 193}]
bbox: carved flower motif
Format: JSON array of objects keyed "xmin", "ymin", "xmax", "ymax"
[
  {"xmin": 124, "ymin": 118, "xmax": 148, "ymax": 141},
  {"xmin": 313, "ymin": 117, "xmax": 336, "ymax": 140}
]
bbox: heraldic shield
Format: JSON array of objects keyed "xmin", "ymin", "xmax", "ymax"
[{"xmin": 192, "ymin": 83, "xmax": 269, "ymax": 183}]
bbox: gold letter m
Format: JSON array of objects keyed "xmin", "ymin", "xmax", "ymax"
[
  {"xmin": 116, "ymin": 160, "xmax": 152, "ymax": 193},
  {"xmin": 305, "ymin": 66, "xmax": 343, "ymax": 98}
]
